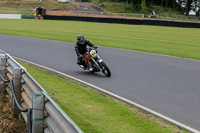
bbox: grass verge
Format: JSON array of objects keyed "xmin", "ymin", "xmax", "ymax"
[
  {"xmin": 16, "ymin": 60, "xmax": 188, "ymax": 133},
  {"xmin": 0, "ymin": 7, "xmax": 32, "ymax": 14},
  {"xmin": 0, "ymin": 0, "xmax": 69, "ymax": 10},
  {"xmin": 0, "ymin": 19, "xmax": 200, "ymax": 60}
]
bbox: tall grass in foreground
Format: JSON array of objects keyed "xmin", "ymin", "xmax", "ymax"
[
  {"xmin": 0, "ymin": 19, "xmax": 200, "ymax": 60},
  {"xmin": 17, "ymin": 60, "xmax": 188, "ymax": 133}
]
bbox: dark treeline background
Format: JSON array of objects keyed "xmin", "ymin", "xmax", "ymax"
[{"xmin": 96, "ymin": 0, "xmax": 200, "ymax": 16}]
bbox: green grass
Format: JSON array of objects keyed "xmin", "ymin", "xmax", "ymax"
[
  {"xmin": 0, "ymin": 7, "xmax": 32, "ymax": 14},
  {"xmin": 0, "ymin": 19, "xmax": 200, "ymax": 60},
  {"xmin": 17, "ymin": 60, "xmax": 188, "ymax": 133},
  {"xmin": 91, "ymin": 1, "xmax": 199, "ymax": 21},
  {"xmin": 0, "ymin": 0, "xmax": 70, "ymax": 13},
  {"xmin": 91, "ymin": 1, "xmax": 181, "ymax": 14},
  {"xmin": 93, "ymin": 1, "xmax": 137, "ymax": 13}
]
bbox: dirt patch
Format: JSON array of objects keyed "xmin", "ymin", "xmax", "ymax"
[{"xmin": 0, "ymin": 94, "xmax": 27, "ymax": 133}]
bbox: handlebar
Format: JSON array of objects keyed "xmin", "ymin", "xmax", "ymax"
[{"xmin": 87, "ymin": 46, "xmax": 98, "ymax": 52}]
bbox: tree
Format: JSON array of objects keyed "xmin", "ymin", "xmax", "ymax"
[
  {"xmin": 185, "ymin": 0, "xmax": 193, "ymax": 15},
  {"xmin": 141, "ymin": 0, "xmax": 148, "ymax": 12},
  {"xmin": 132, "ymin": 0, "xmax": 141, "ymax": 10},
  {"xmin": 192, "ymin": 0, "xmax": 200, "ymax": 16}
]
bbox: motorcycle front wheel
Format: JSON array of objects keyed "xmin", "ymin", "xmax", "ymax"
[{"xmin": 100, "ymin": 62, "xmax": 111, "ymax": 77}]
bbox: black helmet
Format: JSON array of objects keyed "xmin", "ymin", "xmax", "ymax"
[{"xmin": 77, "ymin": 35, "xmax": 85, "ymax": 44}]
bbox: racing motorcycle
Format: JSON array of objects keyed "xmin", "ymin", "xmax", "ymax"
[{"xmin": 80, "ymin": 47, "xmax": 111, "ymax": 77}]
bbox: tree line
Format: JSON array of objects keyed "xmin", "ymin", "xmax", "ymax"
[{"xmin": 100, "ymin": 0, "xmax": 200, "ymax": 16}]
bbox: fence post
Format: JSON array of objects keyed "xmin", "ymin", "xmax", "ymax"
[
  {"xmin": 13, "ymin": 68, "xmax": 22, "ymax": 118},
  {"xmin": 32, "ymin": 93, "xmax": 44, "ymax": 133},
  {"xmin": 0, "ymin": 54, "xmax": 6, "ymax": 93}
]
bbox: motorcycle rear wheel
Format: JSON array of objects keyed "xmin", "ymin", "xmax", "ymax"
[{"xmin": 100, "ymin": 62, "xmax": 111, "ymax": 77}]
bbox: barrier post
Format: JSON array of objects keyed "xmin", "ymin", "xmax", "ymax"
[
  {"xmin": 13, "ymin": 68, "xmax": 22, "ymax": 118},
  {"xmin": 32, "ymin": 93, "xmax": 44, "ymax": 133},
  {"xmin": 0, "ymin": 54, "xmax": 6, "ymax": 93}
]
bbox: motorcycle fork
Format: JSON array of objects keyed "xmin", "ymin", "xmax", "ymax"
[
  {"xmin": 88, "ymin": 60, "xmax": 93, "ymax": 68},
  {"xmin": 91, "ymin": 57, "xmax": 102, "ymax": 71}
]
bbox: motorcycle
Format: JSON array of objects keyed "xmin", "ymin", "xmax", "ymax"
[{"xmin": 80, "ymin": 47, "xmax": 111, "ymax": 77}]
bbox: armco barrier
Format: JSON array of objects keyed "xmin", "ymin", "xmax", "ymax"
[
  {"xmin": 21, "ymin": 15, "xmax": 35, "ymax": 19},
  {"xmin": 0, "ymin": 14, "xmax": 21, "ymax": 19},
  {"xmin": 0, "ymin": 50, "xmax": 83, "ymax": 133},
  {"xmin": 0, "ymin": 14, "xmax": 35, "ymax": 19},
  {"xmin": 43, "ymin": 15, "xmax": 200, "ymax": 28}
]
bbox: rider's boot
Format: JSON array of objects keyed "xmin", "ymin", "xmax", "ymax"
[
  {"xmin": 89, "ymin": 67, "xmax": 94, "ymax": 71},
  {"xmin": 80, "ymin": 65, "xmax": 86, "ymax": 70}
]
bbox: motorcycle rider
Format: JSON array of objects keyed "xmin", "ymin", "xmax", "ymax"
[{"xmin": 75, "ymin": 35, "xmax": 97, "ymax": 70}]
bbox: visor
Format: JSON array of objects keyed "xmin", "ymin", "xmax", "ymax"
[{"xmin": 78, "ymin": 39, "xmax": 85, "ymax": 44}]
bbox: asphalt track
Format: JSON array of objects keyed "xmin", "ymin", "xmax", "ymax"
[
  {"xmin": 1, "ymin": 34, "xmax": 200, "ymax": 132},
  {"xmin": 70, "ymin": 2, "xmax": 105, "ymax": 14}
]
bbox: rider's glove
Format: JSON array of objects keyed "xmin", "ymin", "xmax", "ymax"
[
  {"xmin": 79, "ymin": 54, "xmax": 83, "ymax": 58},
  {"xmin": 93, "ymin": 46, "xmax": 98, "ymax": 49}
]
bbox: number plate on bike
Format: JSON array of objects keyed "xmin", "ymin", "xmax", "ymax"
[{"xmin": 90, "ymin": 50, "xmax": 96, "ymax": 57}]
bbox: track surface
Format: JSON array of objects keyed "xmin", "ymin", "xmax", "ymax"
[
  {"xmin": 72, "ymin": 2, "xmax": 105, "ymax": 14},
  {"xmin": 1, "ymin": 34, "xmax": 200, "ymax": 131}
]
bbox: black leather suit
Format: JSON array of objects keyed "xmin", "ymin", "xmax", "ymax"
[{"xmin": 75, "ymin": 39, "xmax": 95, "ymax": 66}]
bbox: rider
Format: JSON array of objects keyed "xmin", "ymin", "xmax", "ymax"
[{"xmin": 75, "ymin": 35, "xmax": 97, "ymax": 70}]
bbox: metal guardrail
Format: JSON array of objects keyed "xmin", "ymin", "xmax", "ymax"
[{"xmin": 0, "ymin": 49, "xmax": 83, "ymax": 133}]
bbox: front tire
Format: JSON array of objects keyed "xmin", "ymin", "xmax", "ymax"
[{"xmin": 100, "ymin": 62, "xmax": 111, "ymax": 77}]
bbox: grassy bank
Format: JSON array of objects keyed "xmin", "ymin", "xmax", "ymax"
[
  {"xmin": 0, "ymin": 0, "xmax": 73, "ymax": 14},
  {"xmin": 0, "ymin": 19, "xmax": 200, "ymax": 60},
  {"xmin": 92, "ymin": 1, "xmax": 180, "ymax": 14},
  {"xmin": 16, "ymin": 60, "xmax": 188, "ymax": 133},
  {"xmin": 0, "ymin": 0, "xmax": 69, "ymax": 10},
  {"xmin": 0, "ymin": 7, "xmax": 32, "ymax": 14}
]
